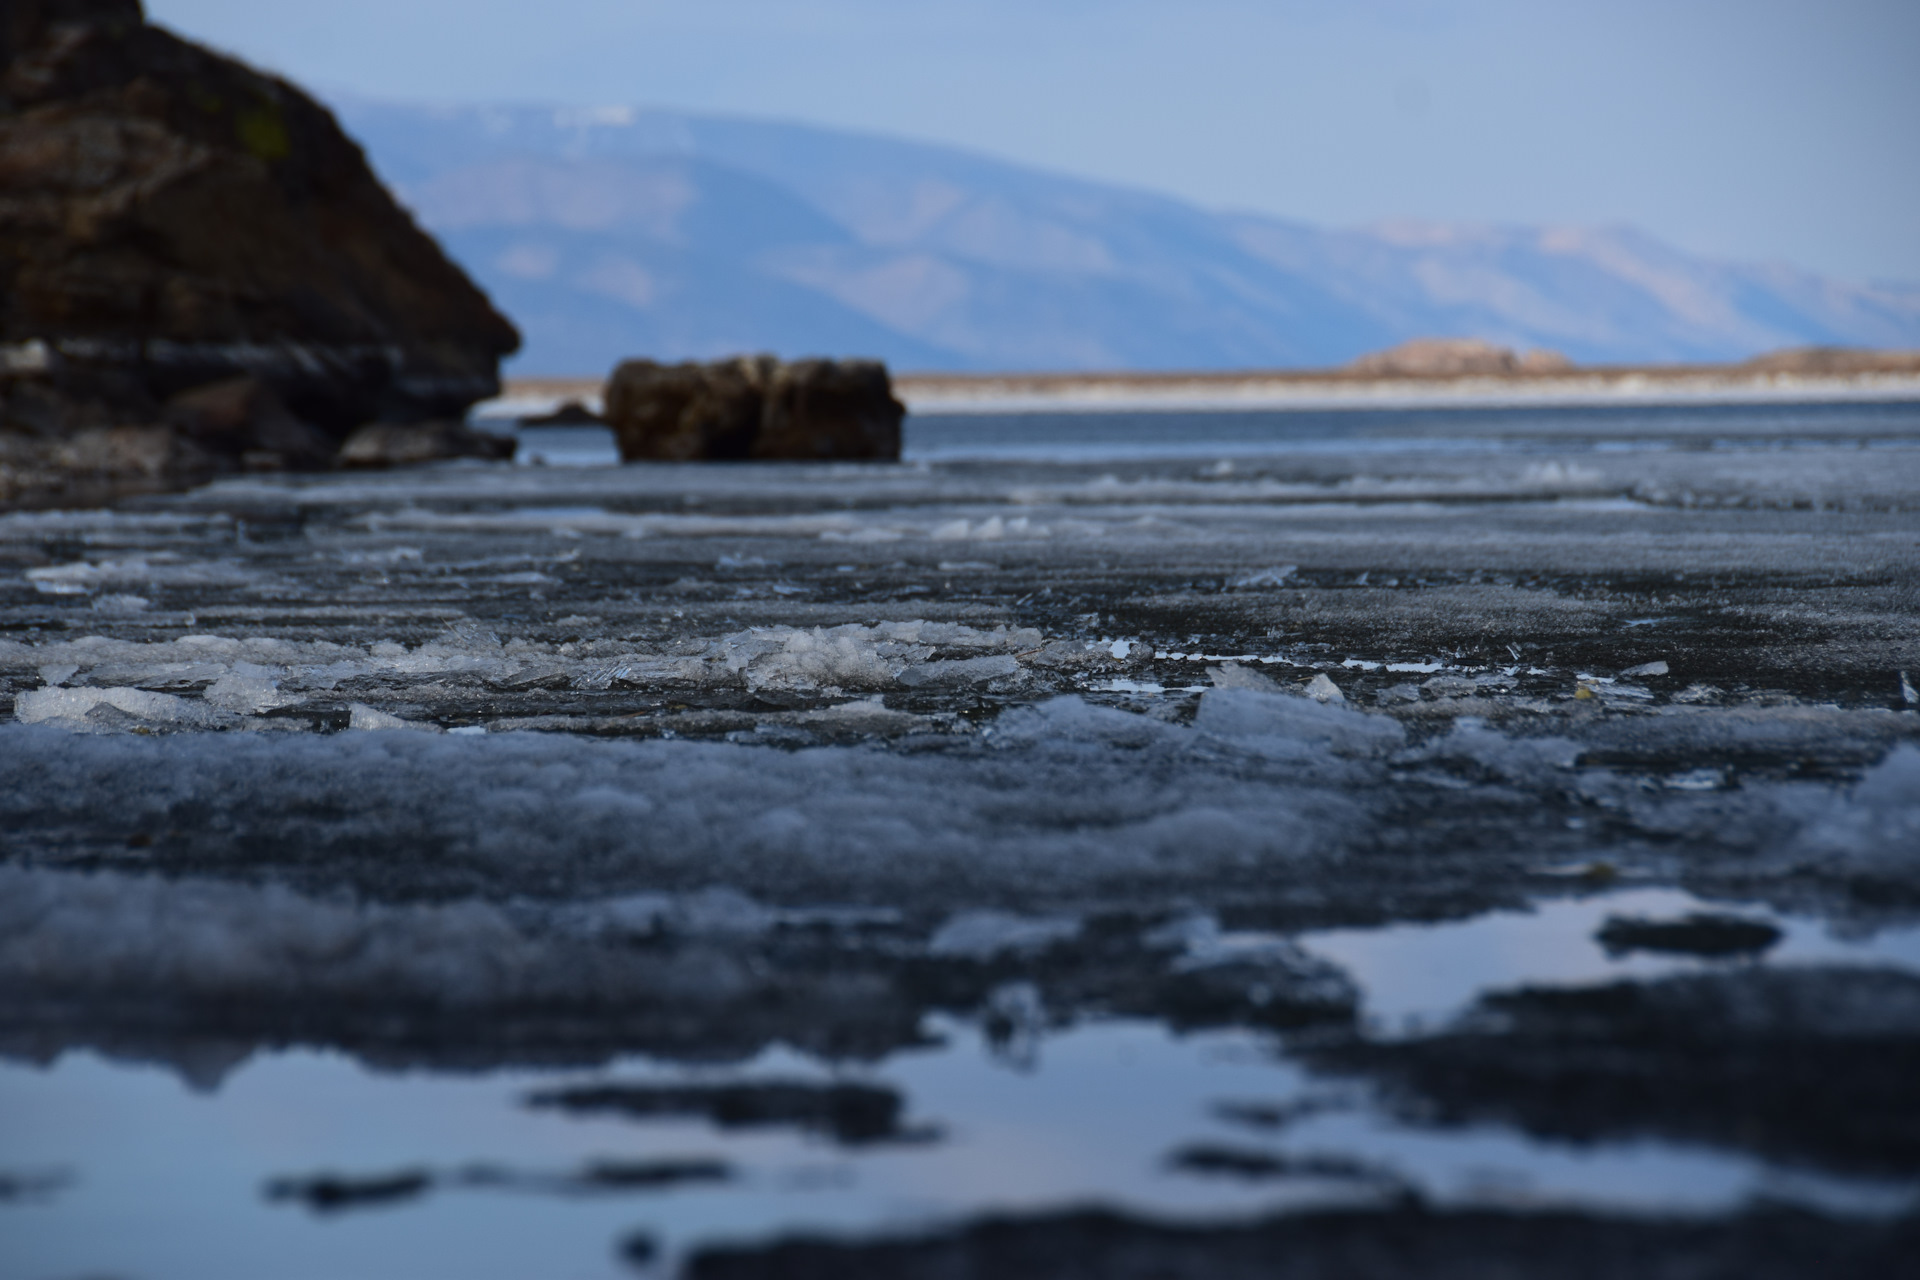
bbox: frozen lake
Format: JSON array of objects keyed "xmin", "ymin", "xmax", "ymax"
[{"xmin": 3, "ymin": 397, "xmax": 1918, "ymax": 1276}]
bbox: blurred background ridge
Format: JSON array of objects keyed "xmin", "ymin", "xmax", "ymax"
[{"xmin": 335, "ymin": 100, "xmax": 1920, "ymax": 377}]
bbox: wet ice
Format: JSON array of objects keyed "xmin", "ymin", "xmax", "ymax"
[{"xmin": 2, "ymin": 399, "xmax": 1919, "ymax": 1276}]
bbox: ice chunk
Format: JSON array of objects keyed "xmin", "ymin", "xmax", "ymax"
[
  {"xmin": 1303, "ymin": 673, "xmax": 1345, "ymax": 704},
  {"xmin": 13, "ymin": 686, "xmax": 228, "ymax": 730},
  {"xmin": 663, "ymin": 887, "xmax": 778, "ymax": 938},
  {"xmin": 1193, "ymin": 688, "xmax": 1404, "ymax": 758},
  {"xmin": 819, "ymin": 527, "xmax": 902, "ymax": 543},
  {"xmin": 1600, "ymin": 683, "xmax": 1655, "ymax": 706},
  {"xmin": 1519, "ymin": 460, "xmax": 1604, "ymax": 488},
  {"xmin": 205, "ymin": 672, "xmax": 299, "ymax": 715},
  {"xmin": 347, "ymin": 704, "xmax": 437, "ymax": 732},
  {"xmin": 896, "ymin": 654, "xmax": 1022, "ymax": 689},
  {"xmin": 27, "ymin": 577, "xmax": 89, "ymax": 596},
  {"xmin": 1407, "ymin": 717, "xmax": 1582, "ymax": 785},
  {"xmin": 930, "ymin": 516, "xmax": 1008, "ymax": 541},
  {"xmin": 706, "ymin": 623, "xmax": 1043, "ymax": 693},
  {"xmin": 1231, "ymin": 566, "xmax": 1297, "ymax": 589},
  {"xmin": 1208, "ymin": 663, "xmax": 1280, "ymax": 693},
  {"xmin": 24, "ymin": 557, "xmax": 259, "ymax": 594},
  {"xmin": 1791, "ymin": 744, "xmax": 1920, "ymax": 869},
  {"xmin": 928, "ymin": 910, "xmax": 1082, "ymax": 960},
  {"xmin": 1621, "ymin": 661, "xmax": 1670, "ymax": 677},
  {"xmin": 718, "ymin": 626, "xmax": 903, "ymax": 692}
]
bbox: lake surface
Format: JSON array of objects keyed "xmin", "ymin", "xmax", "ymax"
[{"xmin": 507, "ymin": 397, "xmax": 1920, "ymax": 466}]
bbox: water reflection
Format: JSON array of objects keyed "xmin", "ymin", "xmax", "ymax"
[{"xmin": 3, "ymin": 888, "xmax": 1914, "ymax": 1279}]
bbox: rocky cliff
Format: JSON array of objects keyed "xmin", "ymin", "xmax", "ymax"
[{"xmin": 0, "ymin": 0, "xmax": 519, "ymax": 499}]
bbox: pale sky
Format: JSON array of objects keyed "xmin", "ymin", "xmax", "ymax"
[{"xmin": 144, "ymin": 0, "xmax": 1920, "ymax": 285}]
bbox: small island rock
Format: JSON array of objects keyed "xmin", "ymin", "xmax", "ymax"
[{"xmin": 604, "ymin": 356, "xmax": 903, "ymax": 462}]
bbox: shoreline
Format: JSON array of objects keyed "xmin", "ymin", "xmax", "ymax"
[{"xmin": 497, "ymin": 359, "xmax": 1920, "ymax": 418}]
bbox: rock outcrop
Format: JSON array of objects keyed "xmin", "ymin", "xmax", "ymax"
[
  {"xmin": 1346, "ymin": 338, "xmax": 1571, "ymax": 378},
  {"xmin": 1741, "ymin": 346, "xmax": 1920, "ymax": 376},
  {"xmin": 604, "ymin": 356, "xmax": 903, "ymax": 462},
  {"xmin": 0, "ymin": 0, "xmax": 519, "ymax": 500}
]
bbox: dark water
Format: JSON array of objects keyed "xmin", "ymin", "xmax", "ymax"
[
  {"xmin": 504, "ymin": 396, "xmax": 1920, "ymax": 467},
  {"xmin": 904, "ymin": 397, "xmax": 1920, "ymax": 460},
  {"xmin": 4, "ymin": 888, "xmax": 1916, "ymax": 1279}
]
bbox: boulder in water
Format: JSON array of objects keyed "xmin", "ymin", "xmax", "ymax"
[{"xmin": 604, "ymin": 356, "xmax": 903, "ymax": 462}]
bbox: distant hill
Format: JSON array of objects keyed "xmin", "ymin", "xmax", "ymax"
[{"xmin": 334, "ymin": 100, "xmax": 1920, "ymax": 376}]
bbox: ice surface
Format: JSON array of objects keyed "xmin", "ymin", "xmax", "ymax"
[
  {"xmin": 0, "ymin": 700, "xmax": 1378, "ymax": 904},
  {"xmin": 0, "ymin": 690, "xmax": 1912, "ymax": 928},
  {"xmin": 0, "ymin": 621, "xmax": 1088, "ymax": 719},
  {"xmin": 3, "ymin": 404, "xmax": 1920, "ymax": 1275}
]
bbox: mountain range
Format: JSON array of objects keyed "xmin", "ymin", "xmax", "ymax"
[{"xmin": 332, "ymin": 100, "xmax": 1920, "ymax": 376}]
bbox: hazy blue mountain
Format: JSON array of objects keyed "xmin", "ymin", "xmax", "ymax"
[{"xmin": 334, "ymin": 100, "xmax": 1920, "ymax": 375}]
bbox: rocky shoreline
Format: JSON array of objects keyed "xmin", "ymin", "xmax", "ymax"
[{"xmin": 1, "ymin": 0, "xmax": 519, "ymax": 504}]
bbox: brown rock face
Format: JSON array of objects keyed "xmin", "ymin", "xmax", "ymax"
[
  {"xmin": 0, "ymin": 0, "xmax": 519, "ymax": 492},
  {"xmin": 163, "ymin": 375, "xmax": 335, "ymax": 469},
  {"xmin": 605, "ymin": 356, "xmax": 903, "ymax": 462}
]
